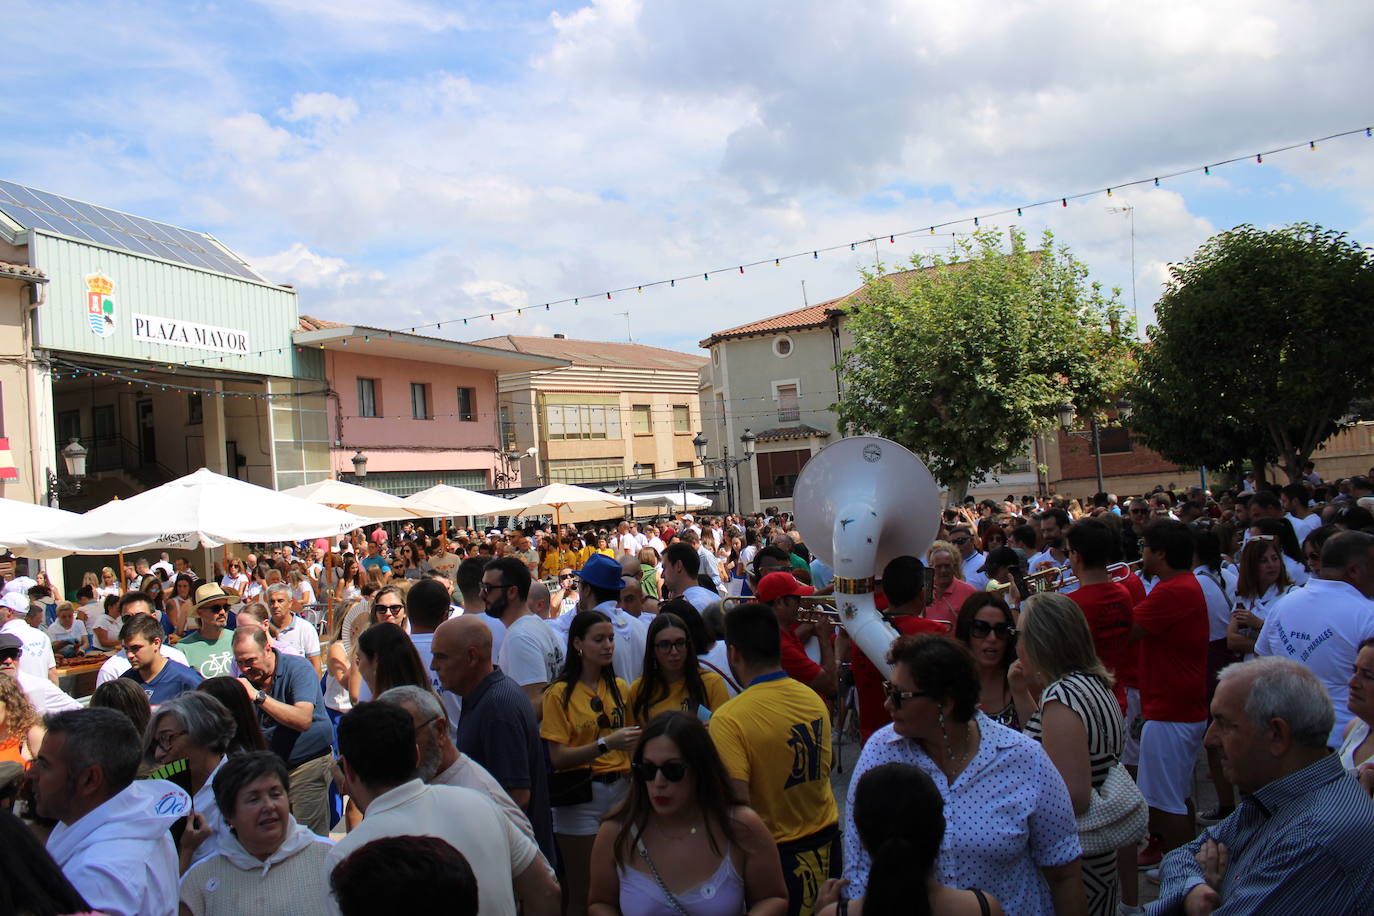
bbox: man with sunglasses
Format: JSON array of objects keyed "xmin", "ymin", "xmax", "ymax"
[
  {"xmin": 0, "ymin": 590, "xmax": 57, "ymax": 685},
  {"xmin": 488, "ymin": 557, "xmax": 565, "ymax": 722},
  {"xmin": 948, "ymin": 525, "xmax": 988, "ymax": 590}
]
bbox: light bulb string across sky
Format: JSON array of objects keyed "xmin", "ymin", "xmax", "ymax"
[{"xmin": 147, "ymin": 122, "xmax": 1371, "ymax": 371}]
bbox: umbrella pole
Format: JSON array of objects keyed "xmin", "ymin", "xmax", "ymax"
[{"xmin": 118, "ymin": 550, "xmax": 126, "ymax": 591}]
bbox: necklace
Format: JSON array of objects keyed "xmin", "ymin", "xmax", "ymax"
[{"xmin": 656, "ymin": 820, "xmax": 700, "ymax": 840}]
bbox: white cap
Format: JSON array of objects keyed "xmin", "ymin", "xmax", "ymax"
[{"xmin": 0, "ymin": 592, "xmax": 27, "ymax": 614}]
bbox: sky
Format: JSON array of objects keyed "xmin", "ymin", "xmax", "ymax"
[{"xmin": 5, "ymin": 0, "xmax": 1372, "ymax": 355}]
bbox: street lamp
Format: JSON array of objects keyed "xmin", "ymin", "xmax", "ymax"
[
  {"xmin": 350, "ymin": 450, "xmax": 368, "ymax": 479},
  {"xmin": 692, "ymin": 429, "xmax": 756, "ymax": 514},
  {"xmin": 45, "ymin": 439, "xmax": 88, "ymax": 506},
  {"xmin": 1058, "ymin": 400, "xmax": 1131, "ymax": 500}
]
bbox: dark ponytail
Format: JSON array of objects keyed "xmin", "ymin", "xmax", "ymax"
[{"xmin": 853, "ymin": 763, "xmax": 945, "ymax": 916}]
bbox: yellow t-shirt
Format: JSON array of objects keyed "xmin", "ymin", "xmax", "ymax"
[
  {"xmin": 540, "ymin": 677, "xmax": 631, "ymax": 775},
  {"xmin": 540, "ymin": 549, "xmax": 578, "ymax": 580},
  {"xmin": 710, "ymin": 673, "xmax": 837, "ymax": 843},
  {"xmin": 626, "ymin": 671, "xmax": 731, "ymax": 725}
]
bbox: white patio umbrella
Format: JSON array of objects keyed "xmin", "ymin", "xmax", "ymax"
[
  {"xmin": 630, "ymin": 490, "xmax": 712, "ymax": 511},
  {"xmin": 506, "ymin": 483, "xmax": 634, "ymax": 532},
  {"xmin": 402, "ymin": 484, "xmax": 515, "ymax": 518},
  {"xmin": 0, "ymin": 497, "xmax": 79, "ymax": 559},
  {"xmin": 281, "ymin": 478, "xmax": 443, "ymax": 522},
  {"xmin": 30, "ymin": 468, "xmax": 368, "ymax": 553}
]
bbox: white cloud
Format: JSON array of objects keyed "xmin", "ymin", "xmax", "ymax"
[
  {"xmin": 280, "ymin": 92, "xmax": 359, "ymax": 124},
  {"xmin": 247, "ymin": 243, "xmax": 384, "ymax": 290},
  {"xmin": 8, "ymin": 0, "xmax": 1372, "ymax": 356}
]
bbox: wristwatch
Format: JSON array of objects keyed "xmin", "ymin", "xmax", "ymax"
[
  {"xmin": 253, "ymin": 690, "xmax": 267, "ymax": 707},
  {"xmin": 596, "ymin": 737, "xmax": 610, "ymax": 756}
]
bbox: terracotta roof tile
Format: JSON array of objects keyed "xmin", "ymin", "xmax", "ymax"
[
  {"xmin": 470, "ymin": 335, "xmax": 706, "ymax": 371},
  {"xmin": 298, "ymin": 314, "xmax": 348, "ymax": 331},
  {"xmin": 752, "ymin": 424, "xmax": 831, "ymax": 441},
  {"xmin": 0, "ymin": 261, "xmax": 47, "ymax": 281},
  {"xmin": 700, "ymin": 262, "xmax": 979, "ymax": 347}
]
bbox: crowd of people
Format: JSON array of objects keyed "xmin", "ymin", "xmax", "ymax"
[{"xmin": 2, "ymin": 471, "xmax": 1374, "ymax": 915}]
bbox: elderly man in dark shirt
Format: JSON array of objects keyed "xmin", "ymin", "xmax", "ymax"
[
  {"xmin": 432, "ymin": 615, "xmax": 555, "ymax": 865},
  {"xmin": 1151, "ymin": 656, "xmax": 1374, "ymax": 914}
]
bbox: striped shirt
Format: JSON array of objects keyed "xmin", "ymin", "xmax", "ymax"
[
  {"xmin": 1149, "ymin": 753, "xmax": 1374, "ymax": 914},
  {"xmin": 1023, "ymin": 672, "xmax": 1124, "ymax": 790}
]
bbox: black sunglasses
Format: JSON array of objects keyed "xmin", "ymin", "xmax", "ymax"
[
  {"xmin": 882, "ymin": 680, "xmax": 928, "ymax": 709},
  {"xmin": 969, "ymin": 619, "xmax": 1016, "ymax": 640},
  {"xmin": 0, "ymin": 649, "xmax": 19, "ymax": 661},
  {"xmin": 634, "ymin": 760, "xmax": 689, "ymax": 782},
  {"xmin": 588, "ymin": 696, "xmax": 615, "ymax": 729}
]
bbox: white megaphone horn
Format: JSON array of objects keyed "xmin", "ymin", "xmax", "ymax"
[{"xmin": 793, "ymin": 436, "xmax": 941, "ymax": 679}]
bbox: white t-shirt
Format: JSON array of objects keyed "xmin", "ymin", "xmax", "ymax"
[
  {"xmin": 1254, "ymin": 578, "xmax": 1374, "ymax": 746},
  {"xmin": 219, "ymin": 573, "xmax": 248, "ymax": 593},
  {"xmin": 1193, "ymin": 566, "xmax": 1233, "ymax": 641},
  {"xmin": 89, "ymin": 613, "xmax": 122, "ymax": 648},
  {"xmin": 1287, "ymin": 512, "xmax": 1322, "ymax": 544},
  {"xmin": 325, "ymin": 781, "xmax": 537, "ymax": 916},
  {"xmin": 46, "ymin": 618, "xmax": 88, "ymax": 646},
  {"xmin": 292, "ymin": 581, "xmax": 316, "ymax": 605},
  {"xmin": 96, "ymin": 643, "xmax": 190, "ymax": 685},
  {"xmin": 18, "ymin": 669, "xmax": 82, "ymax": 714},
  {"xmin": 963, "ymin": 551, "xmax": 990, "ymax": 590},
  {"xmin": 498, "ymin": 613, "xmax": 565, "ymax": 687},
  {"xmin": 1, "ymin": 619, "xmax": 55, "ymax": 680},
  {"xmin": 275, "ymin": 615, "xmax": 322, "ymax": 658}
]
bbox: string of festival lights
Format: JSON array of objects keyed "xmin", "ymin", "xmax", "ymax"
[{"xmin": 55, "ymin": 123, "xmax": 1374, "ymax": 377}]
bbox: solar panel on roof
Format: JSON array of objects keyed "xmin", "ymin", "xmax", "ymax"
[{"xmin": 0, "ymin": 179, "xmax": 263, "ymax": 282}]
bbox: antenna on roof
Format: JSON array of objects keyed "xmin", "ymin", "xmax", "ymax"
[
  {"xmin": 801, "ymin": 280, "xmax": 808, "ymax": 308},
  {"xmin": 615, "ymin": 311, "xmax": 633, "ymax": 343}
]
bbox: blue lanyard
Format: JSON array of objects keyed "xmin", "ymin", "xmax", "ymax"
[{"xmin": 747, "ymin": 670, "xmax": 788, "ymax": 688}]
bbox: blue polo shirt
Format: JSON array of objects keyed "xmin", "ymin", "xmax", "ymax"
[
  {"xmin": 259, "ymin": 650, "xmax": 333, "ymax": 767},
  {"xmin": 120, "ymin": 659, "xmax": 203, "ymax": 705},
  {"xmin": 455, "ymin": 668, "xmax": 555, "ymax": 865}
]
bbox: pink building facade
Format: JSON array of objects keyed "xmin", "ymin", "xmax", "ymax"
[{"xmin": 296, "ymin": 317, "xmax": 567, "ymax": 495}]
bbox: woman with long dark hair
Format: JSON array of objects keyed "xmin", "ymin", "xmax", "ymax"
[
  {"xmin": 166, "ymin": 574, "xmax": 196, "ymax": 634},
  {"xmin": 1226, "ymin": 536, "xmax": 1294, "ymax": 659},
  {"xmin": 589, "ymin": 711, "xmax": 786, "ymax": 916},
  {"xmin": 356, "ymin": 621, "xmax": 430, "ymax": 697},
  {"xmin": 197, "ymin": 676, "xmax": 269, "ymax": 754},
  {"xmin": 1248, "ymin": 517, "xmax": 1307, "ymax": 585},
  {"xmin": 542, "ymin": 610, "xmax": 641, "ymax": 916},
  {"xmin": 627, "ymin": 613, "xmax": 729, "ymax": 725},
  {"xmin": 954, "ymin": 592, "xmax": 1026, "ymax": 729},
  {"xmin": 819, "ymin": 762, "xmax": 1004, "ymax": 916}
]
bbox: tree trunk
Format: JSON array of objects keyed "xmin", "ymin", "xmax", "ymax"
[{"xmin": 1251, "ymin": 449, "xmax": 1269, "ymax": 489}]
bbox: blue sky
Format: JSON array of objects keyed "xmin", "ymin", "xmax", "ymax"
[{"xmin": 5, "ymin": 0, "xmax": 1372, "ymax": 354}]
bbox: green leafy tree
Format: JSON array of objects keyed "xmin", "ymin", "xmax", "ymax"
[
  {"xmin": 836, "ymin": 227, "xmax": 1135, "ymax": 498},
  {"xmin": 1127, "ymin": 223, "xmax": 1374, "ymax": 484}
]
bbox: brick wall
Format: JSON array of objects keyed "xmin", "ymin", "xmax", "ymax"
[{"xmin": 1054, "ymin": 427, "xmax": 1193, "ymax": 494}]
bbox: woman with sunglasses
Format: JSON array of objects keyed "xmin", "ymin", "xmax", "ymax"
[
  {"xmin": 219, "ymin": 559, "xmax": 249, "ymax": 598},
  {"xmin": 1226, "ymin": 537, "xmax": 1293, "ymax": 660},
  {"xmin": 1014, "ymin": 594, "xmax": 1125, "ymax": 916},
  {"xmin": 542, "ymin": 610, "xmax": 642, "ymax": 916},
  {"xmin": 628, "ymin": 613, "xmax": 730, "ymax": 726},
  {"xmin": 841, "ymin": 634, "xmax": 1084, "ymax": 916},
  {"xmin": 954, "ymin": 593, "xmax": 1027, "ymax": 730},
  {"xmin": 589, "ymin": 711, "xmax": 787, "ymax": 916},
  {"xmin": 348, "ymin": 587, "xmax": 414, "ymax": 703},
  {"xmin": 95, "ymin": 566, "xmax": 122, "ymax": 599}
]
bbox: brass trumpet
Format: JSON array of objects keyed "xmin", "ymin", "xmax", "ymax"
[{"xmin": 721, "ymin": 595, "xmax": 841, "ymax": 622}]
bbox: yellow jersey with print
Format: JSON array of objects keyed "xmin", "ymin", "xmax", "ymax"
[
  {"xmin": 710, "ymin": 672, "xmax": 837, "ymax": 843},
  {"xmin": 540, "ymin": 677, "xmax": 631, "ymax": 775},
  {"xmin": 626, "ymin": 671, "xmax": 731, "ymax": 725}
]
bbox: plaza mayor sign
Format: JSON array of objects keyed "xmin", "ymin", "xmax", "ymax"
[{"xmin": 131, "ymin": 313, "xmax": 251, "ymax": 355}]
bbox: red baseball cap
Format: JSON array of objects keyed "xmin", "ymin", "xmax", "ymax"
[{"xmin": 755, "ymin": 571, "xmax": 815, "ymax": 603}]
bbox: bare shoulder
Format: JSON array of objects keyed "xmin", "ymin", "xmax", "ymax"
[
  {"xmin": 931, "ymin": 885, "xmax": 1004, "ymax": 916},
  {"xmin": 728, "ymin": 805, "xmax": 772, "ymax": 839}
]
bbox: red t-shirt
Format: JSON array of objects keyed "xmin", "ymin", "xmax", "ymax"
[
  {"xmin": 1132, "ymin": 573, "xmax": 1209, "ymax": 723},
  {"xmin": 1116, "ymin": 572, "xmax": 1148, "ymax": 690},
  {"xmin": 853, "ymin": 615, "xmax": 948, "ymax": 742},
  {"xmin": 780, "ymin": 627, "xmax": 822, "ymax": 689},
  {"xmin": 1070, "ymin": 582, "xmax": 1135, "ymax": 710}
]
